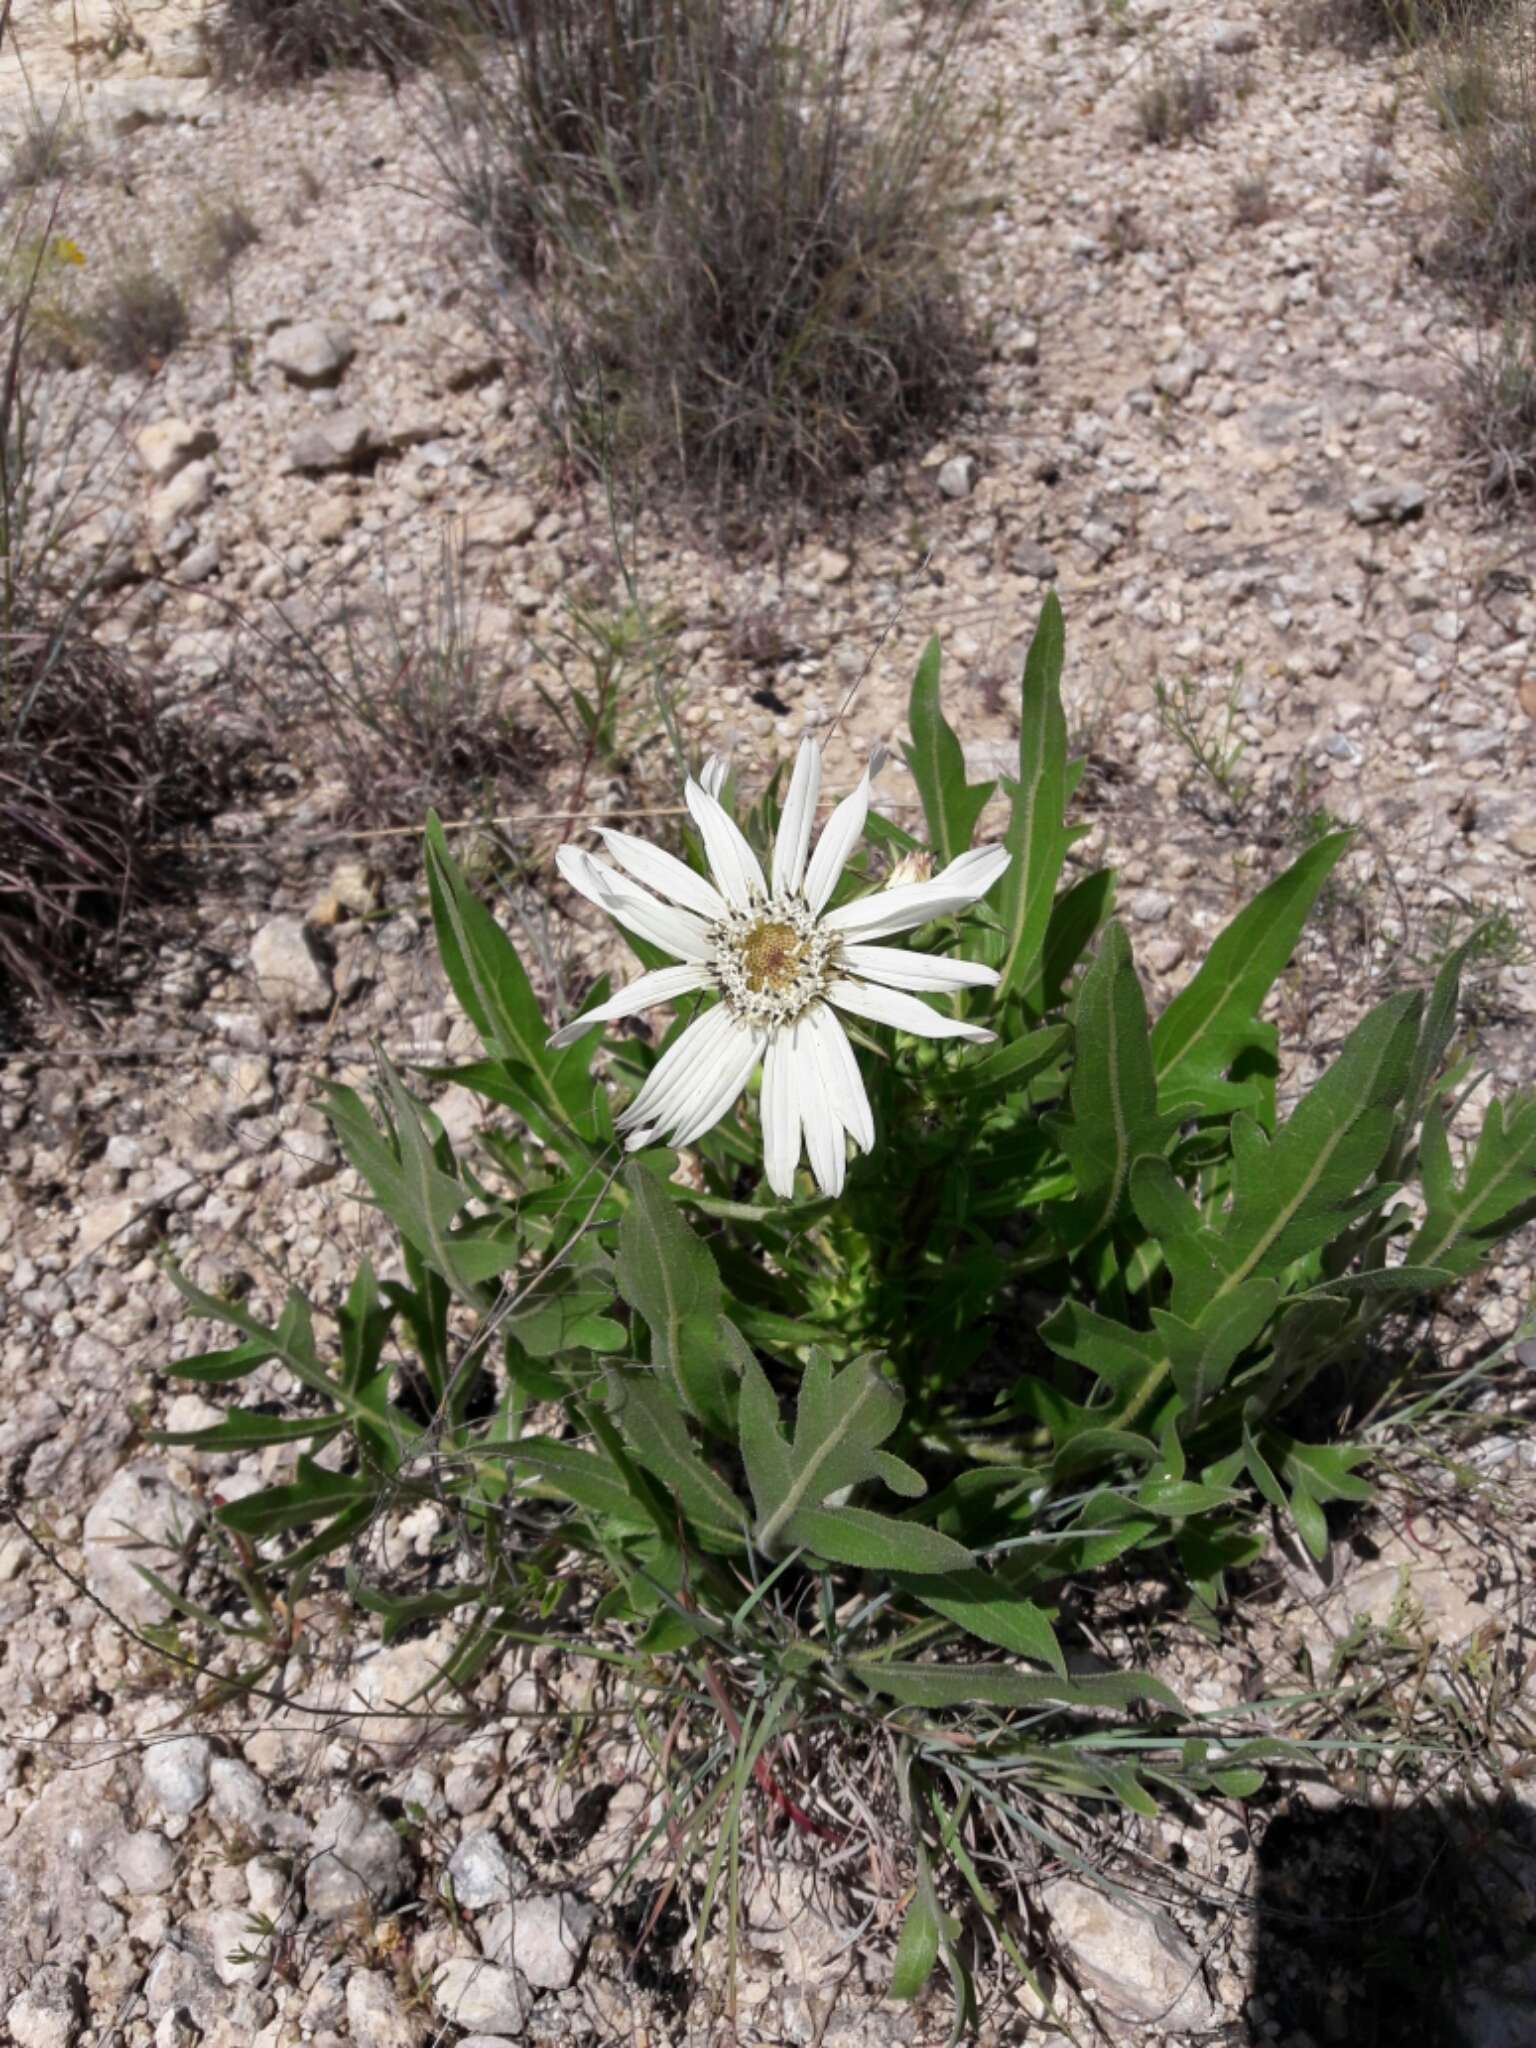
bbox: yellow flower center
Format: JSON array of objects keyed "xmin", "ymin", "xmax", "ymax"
[{"xmin": 739, "ymin": 919, "xmax": 807, "ymax": 994}]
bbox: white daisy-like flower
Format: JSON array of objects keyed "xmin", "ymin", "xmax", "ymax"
[{"xmin": 549, "ymin": 740, "xmax": 1010, "ymax": 1198}]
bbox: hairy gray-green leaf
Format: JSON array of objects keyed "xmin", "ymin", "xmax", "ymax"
[
  {"xmin": 1046, "ymin": 922, "xmax": 1181, "ymax": 1246},
  {"xmin": 904, "ymin": 636, "xmax": 995, "ymax": 865},
  {"xmin": 739, "ymin": 1348, "xmax": 961, "ymax": 1563},
  {"xmin": 849, "ymin": 1660, "xmax": 1183, "ymax": 1714},
  {"xmin": 604, "ymin": 1367, "xmax": 748, "ymax": 1544},
  {"xmin": 897, "ymin": 1568, "xmax": 1066, "ymax": 1673},
  {"xmin": 615, "ymin": 1163, "xmax": 738, "ymax": 1433},
  {"xmin": 1409, "ymin": 1094, "xmax": 1536, "ymax": 1277},
  {"xmin": 996, "ymin": 594, "xmax": 1075, "ymax": 1002},
  {"xmin": 1135, "ymin": 992, "xmax": 1422, "ymax": 1319},
  {"xmin": 1151, "ymin": 832, "xmax": 1350, "ymax": 1118}
]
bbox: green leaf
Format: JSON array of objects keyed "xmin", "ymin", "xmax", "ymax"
[
  {"xmin": 739, "ymin": 1348, "xmax": 940, "ymax": 1556},
  {"xmin": 215, "ymin": 1458, "xmax": 378, "ymax": 1538},
  {"xmin": 1039, "ymin": 867, "xmax": 1117, "ymax": 1012},
  {"xmin": 1408, "ymin": 1095, "xmax": 1536, "ymax": 1277},
  {"xmin": 903, "ymin": 637, "xmax": 995, "ymax": 865},
  {"xmin": 1136, "ymin": 992, "xmax": 1422, "ymax": 1319},
  {"xmin": 165, "ymin": 1333, "xmax": 279, "ymax": 1385},
  {"xmin": 889, "ymin": 1885, "xmax": 945, "ymax": 2001},
  {"xmin": 326, "ymin": 1074, "xmax": 460, "ymax": 1266},
  {"xmin": 996, "ymin": 594, "xmax": 1074, "ymax": 1002},
  {"xmin": 1047, "ymin": 922, "xmax": 1180, "ymax": 1246},
  {"xmin": 931, "ymin": 1023, "xmax": 1069, "ymax": 1100},
  {"xmin": 849, "ymin": 1660, "xmax": 1183, "ymax": 1714},
  {"xmin": 791, "ymin": 1504, "xmax": 972, "ymax": 1573},
  {"xmin": 1212, "ymin": 1767, "xmax": 1267, "ymax": 1798},
  {"xmin": 1148, "ymin": 1280, "xmax": 1279, "ymax": 1421},
  {"xmin": 1287, "ymin": 1481, "xmax": 1330, "ymax": 1562},
  {"xmin": 898, "ymin": 1569, "xmax": 1066, "ymax": 1673},
  {"xmin": 1401, "ymin": 940, "xmax": 1470, "ymax": 1132},
  {"xmin": 615, "ymin": 1163, "xmax": 738, "ymax": 1434},
  {"xmin": 1302, "ymin": 1264, "xmax": 1452, "ymax": 1303},
  {"xmin": 505, "ymin": 1261, "xmax": 626, "ymax": 1357},
  {"xmin": 604, "ymin": 1368, "xmax": 748, "ymax": 1545},
  {"xmin": 424, "ymin": 814, "xmax": 556, "ymax": 1102},
  {"xmin": 338, "ymin": 1259, "xmax": 392, "ymax": 1394},
  {"xmin": 151, "ymin": 1411, "xmax": 345, "ymax": 1451},
  {"xmin": 1151, "ymin": 832, "xmax": 1350, "ymax": 1117},
  {"xmin": 1135, "ymin": 1477, "xmax": 1243, "ymax": 1518},
  {"xmin": 494, "ymin": 1436, "xmax": 653, "ymax": 1524}
]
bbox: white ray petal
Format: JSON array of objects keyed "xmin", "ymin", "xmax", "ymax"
[
  {"xmin": 840, "ymin": 943, "xmax": 1000, "ymax": 994},
  {"xmin": 822, "ymin": 844, "xmax": 1011, "ymax": 942},
  {"xmin": 685, "ymin": 778, "xmax": 767, "ymax": 911},
  {"xmin": 557, "ymin": 846, "xmax": 713, "ymax": 963},
  {"xmin": 794, "ymin": 1015, "xmax": 846, "ymax": 1198},
  {"xmin": 828, "ymin": 976, "xmax": 997, "ymax": 1043},
  {"xmin": 597, "ymin": 827, "xmax": 728, "ymax": 923},
  {"xmin": 669, "ymin": 1020, "xmax": 765, "ymax": 1148},
  {"xmin": 807, "ymin": 1001, "xmax": 874, "ymax": 1154},
  {"xmin": 761, "ymin": 1029, "xmax": 802, "ymax": 1198},
  {"xmin": 616, "ymin": 1001, "xmax": 736, "ymax": 1138},
  {"xmin": 547, "ymin": 963, "xmax": 710, "ymax": 1048},
  {"xmin": 803, "ymin": 755, "xmax": 876, "ymax": 914},
  {"xmin": 700, "ymin": 754, "xmax": 730, "ymax": 802},
  {"xmin": 771, "ymin": 738, "xmax": 822, "ymax": 898}
]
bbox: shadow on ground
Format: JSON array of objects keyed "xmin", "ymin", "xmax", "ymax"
[{"xmin": 1250, "ymin": 1798, "xmax": 1536, "ymax": 2047}]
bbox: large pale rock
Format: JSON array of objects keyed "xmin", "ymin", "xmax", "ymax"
[
  {"xmin": 148, "ymin": 459, "xmax": 213, "ymax": 539},
  {"xmin": 114, "ymin": 1830, "xmax": 178, "ymax": 1897},
  {"xmin": 77, "ymin": 1195, "xmax": 158, "ymax": 1258},
  {"xmin": 305, "ymin": 1794, "xmax": 412, "ymax": 1922},
  {"xmin": 136, "ymin": 418, "xmax": 216, "ymax": 484},
  {"xmin": 6, "ymin": 1967, "xmax": 83, "ymax": 2048},
  {"xmin": 250, "ymin": 916, "xmax": 332, "ymax": 1016},
  {"xmin": 457, "ymin": 497, "xmax": 537, "ymax": 553},
  {"xmin": 142, "ymin": 1736, "xmax": 212, "ymax": 1817},
  {"xmin": 267, "ymin": 321, "xmax": 355, "ymax": 389},
  {"xmin": 94, "ymin": 79, "xmax": 208, "ymax": 136},
  {"xmin": 346, "ymin": 1969, "xmax": 420, "ymax": 2048},
  {"xmin": 432, "ymin": 1959, "xmax": 529, "ymax": 2036},
  {"xmin": 937, "ymin": 454, "xmax": 978, "ymax": 499},
  {"xmin": 1044, "ymin": 1878, "xmax": 1216, "ymax": 2029},
  {"xmin": 84, "ymin": 1463, "xmax": 194, "ymax": 1626},
  {"xmin": 288, "ymin": 410, "xmax": 374, "ymax": 474},
  {"xmin": 0, "ymin": 1759, "xmax": 128, "ymax": 2009},
  {"xmin": 190, "ymin": 1907, "xmax": 269, "ymax": 1989},
  {"xmin": 447, "ymin": 1830, "xmax": 526, "ymax": 1911},
  {"xmin": 510, "ymin": 1894, "xmax": 594, "ymax": 1991},
  {"xmin": 349, "ymin": 1635, "xmax": 456, "ymax": 1754},
  {"xmin": 1348, "ymin": 480, "xmax": 1427, "ymax": 527}
]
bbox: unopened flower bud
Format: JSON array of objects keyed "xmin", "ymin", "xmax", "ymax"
[{"xmin": 885, "ymin": 849, "xmax": 934, "ymax": 890}]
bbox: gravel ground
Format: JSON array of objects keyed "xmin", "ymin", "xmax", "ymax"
[{"xmin": 4, "ymin": 1, "xmax": 1536, "ymax": 2043}]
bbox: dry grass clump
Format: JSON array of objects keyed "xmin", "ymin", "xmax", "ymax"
[
  {"xmin": 1137, "ymin": 57, "xmax": 1222, "ymax": 146},
  {"xmin": 241, "ymin": 537, "xmax": 551, "ymax": 843},
  {"xmin": 191, "ymin": 197, "xmax": 262, "ymax": 284},
  {"xmin": 77, "ymin": 265, "xmax": 189, "ymax": 373},
  {"xmin": 1433, "ymin": 51, "xmax": 1536, "ymax": 301},
  {"xmin": 1298, "ymin": 0, "xmax": 1488, "ymax": 53},
  {"xmin": 1452, "ymin": 305, "xmax": 1536, "ymax": 500},
  {"xmin": 1426, "ymin": 8, "xmax": 1536, "ymax": 500},
  {"xmin": 0, "ymin": 114, "xmax": 222, "ymax": 1028},
  {"xmin": 1232, "ymin": 170, "xmax": 1273, "ymax": 223},
  {"xmin": 212, "ymin": 0, "xmax": 485, "ymax": 83},
  {"xmin": 0, "ymin": 620, "xmax": 213, "ymax": 1028},
  {"xmin": 434, "ymin": 0, "xmax": 977, "ymax": 513},
  {"xmin": 4, "ymin": 114, "xmax": 87, "ymax": 192}
]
